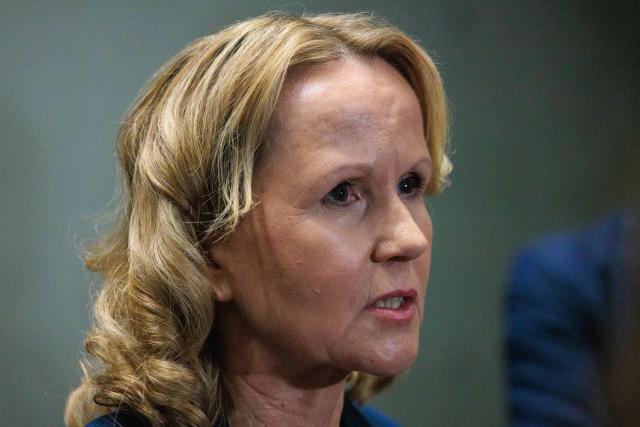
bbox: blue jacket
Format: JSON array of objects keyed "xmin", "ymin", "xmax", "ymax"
[{"xmin": 506, "ymin": 212, "xmax": 637, "ymax": 426}]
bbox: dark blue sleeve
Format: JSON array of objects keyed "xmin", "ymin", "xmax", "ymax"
[
  {"xmin": 85, "ymin": 414, "xmax": 121, "ymax": 427},
  {"xmin": 359, "ymin": 404, "xmax": 402, "ymax": 427},
  {"xmin": 506, "ymin": 231, "xmax": 610, "ymax": 427},
  {"xmin": 85, "ymin": 411, "xmax": 147, "ymax": 427}
]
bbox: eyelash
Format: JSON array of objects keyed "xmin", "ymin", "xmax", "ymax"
[{"xmin": 323, "ymin": 173, "xmax": 427, "ymax": 207}]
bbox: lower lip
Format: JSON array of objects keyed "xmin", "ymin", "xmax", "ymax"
[{"xmin": 365, "ymin": 301, "xmax": 416, "ymax": 322}]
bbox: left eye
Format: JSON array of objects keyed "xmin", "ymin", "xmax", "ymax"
[
  {"xmin": 324, "ymin": 181, "xmax": 359, "ymax": 206},
  {"xmin": 398, "ymin": 174, "xmax": 424, "ymax": 196}
]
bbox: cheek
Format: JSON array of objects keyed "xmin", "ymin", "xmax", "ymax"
[
  {"xmin": 418, "ymin": 203, "xmax": 433, "ymax": 252},
  {"xmin": 416, "ymin": 208, "xmax": 433, "ymax": 299},
  {"xmin": 274, "ymin": 222, "xmax": 370, "ymax": 306},
  {"xmin": 397, "ymin": 202, "xmax": 431, "ymax": 283}
]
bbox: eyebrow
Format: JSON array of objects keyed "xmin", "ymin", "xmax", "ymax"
[
  {"xmin": 412, "ymin": 157, "xmax": 432, "ymax": 170},
  {"xmin": 318, "ymin": 156, "xmax": 432, "ymax": 182},
  {"xmin": 319, "ymin": 163, "xmax": 373, "ymax": 183}
]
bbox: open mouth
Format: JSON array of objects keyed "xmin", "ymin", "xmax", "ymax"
[
  {"xmin": 367, "ymin": 289, "xmax": 417, "ymax": 315},
  {"xmin": 366, "ymin": 291, "xmax": 417, "ymax": 322},
  {"xmin": 372, "ymin": 296, "xmax": 409, "ymax": 309}
]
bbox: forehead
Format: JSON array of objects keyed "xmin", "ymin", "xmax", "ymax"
[{"xmin": 268, "ymin": 56, "xmax": 424, "ymax": 149}]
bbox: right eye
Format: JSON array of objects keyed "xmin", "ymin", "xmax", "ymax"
[{"xmin": 323, "ymin": 181, "xmax": 359, "ymax": 206}]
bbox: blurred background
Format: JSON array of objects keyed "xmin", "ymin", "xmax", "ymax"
[{"xmin": 1, "ymin": 1, "xmax": 638, "ymax": 425}]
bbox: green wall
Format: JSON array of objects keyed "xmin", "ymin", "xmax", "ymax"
[{"xmin": 2, "ymin": 1, "xmax": 638, "ymax": 425}]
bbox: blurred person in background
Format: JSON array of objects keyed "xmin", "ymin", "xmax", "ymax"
[{"xmin": 506, "ymin": 207, "xmax": 640, "ymax": 426}]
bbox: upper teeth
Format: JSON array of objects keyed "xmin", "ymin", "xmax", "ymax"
[{"xmin": 374, "ymin": 297, "xmax": 405, "ymax": 309}]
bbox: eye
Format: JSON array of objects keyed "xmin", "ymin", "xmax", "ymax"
[
  {"xmin": 398, "ymin": 173, "xmax": 426, "ymax": 197},
  {"xmin": 324, "ymin": 181, "xmax": 359, "ymax": 206}
]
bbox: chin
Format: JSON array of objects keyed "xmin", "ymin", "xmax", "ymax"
[{"xmin": 357, "ymin": 337, "xmax": 420, "ymax": 377}]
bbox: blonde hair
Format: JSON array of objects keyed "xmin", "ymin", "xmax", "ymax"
[{"xmin": 65, "ymin": 11, "xmax": 451, "ymax": 427}]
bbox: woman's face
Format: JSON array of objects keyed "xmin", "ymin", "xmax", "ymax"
[{"xmin": 213, "ymin": 57, "xmax": 432, "ymax": 380}]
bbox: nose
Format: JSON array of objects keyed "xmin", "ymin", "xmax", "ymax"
[{"xmin": 371, "ymin": 198, "xmax": 430, "ymax": 263}]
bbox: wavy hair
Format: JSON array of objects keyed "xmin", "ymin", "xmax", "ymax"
[{"xmin": 65, "ymin": 11, "xmax": 451, "ymax": 427}]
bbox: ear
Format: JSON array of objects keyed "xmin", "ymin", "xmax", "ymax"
[{"xmin": 206, "ymin": 249, "xmax": 234, "ymax": 303}]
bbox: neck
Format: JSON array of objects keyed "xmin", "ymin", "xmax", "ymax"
[
  {"xmin": 224, "ymin": 374, "xmax": 346, "ymax": 427},
  {"xmin": 217, "ymin": 305, "xmax": 351, "ymax": 427}
]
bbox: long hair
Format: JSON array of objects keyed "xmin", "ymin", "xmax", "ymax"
[{"xmin": 65, "ymin": 12, "xmax": 451, "ymax": 427}]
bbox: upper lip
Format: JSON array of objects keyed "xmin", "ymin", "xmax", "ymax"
[{"xmin": 368, "ymin": 289, "xmax": 418, "ymax": 307}]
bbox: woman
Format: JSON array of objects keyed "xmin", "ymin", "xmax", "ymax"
[{"xmin": 65, "ymin": 12, "xmax": 451, "ymax": 427}]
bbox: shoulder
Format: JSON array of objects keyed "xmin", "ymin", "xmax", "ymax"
[
  {"xmin": 512, "ymin": 212, "xmax": 627, "ymax": 279},
  {"xmin": 85, "ymin": 410, "xmax": 149, "ymax": 427},
  {"xmin": 358, "ymin": 405, "xmax": 402, "ymax": 427},
  {"xmin": 347, "ymin": 399, "xmax": 402, "ymax": 427},
  {"xmin": 508, "ymin": 212, "xmax": 631, "ymax": 309}
]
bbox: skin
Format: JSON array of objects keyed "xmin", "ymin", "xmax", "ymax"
[{"xmin": 211, "ymin": 56, "xmax": 433, "ymax": 426}]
